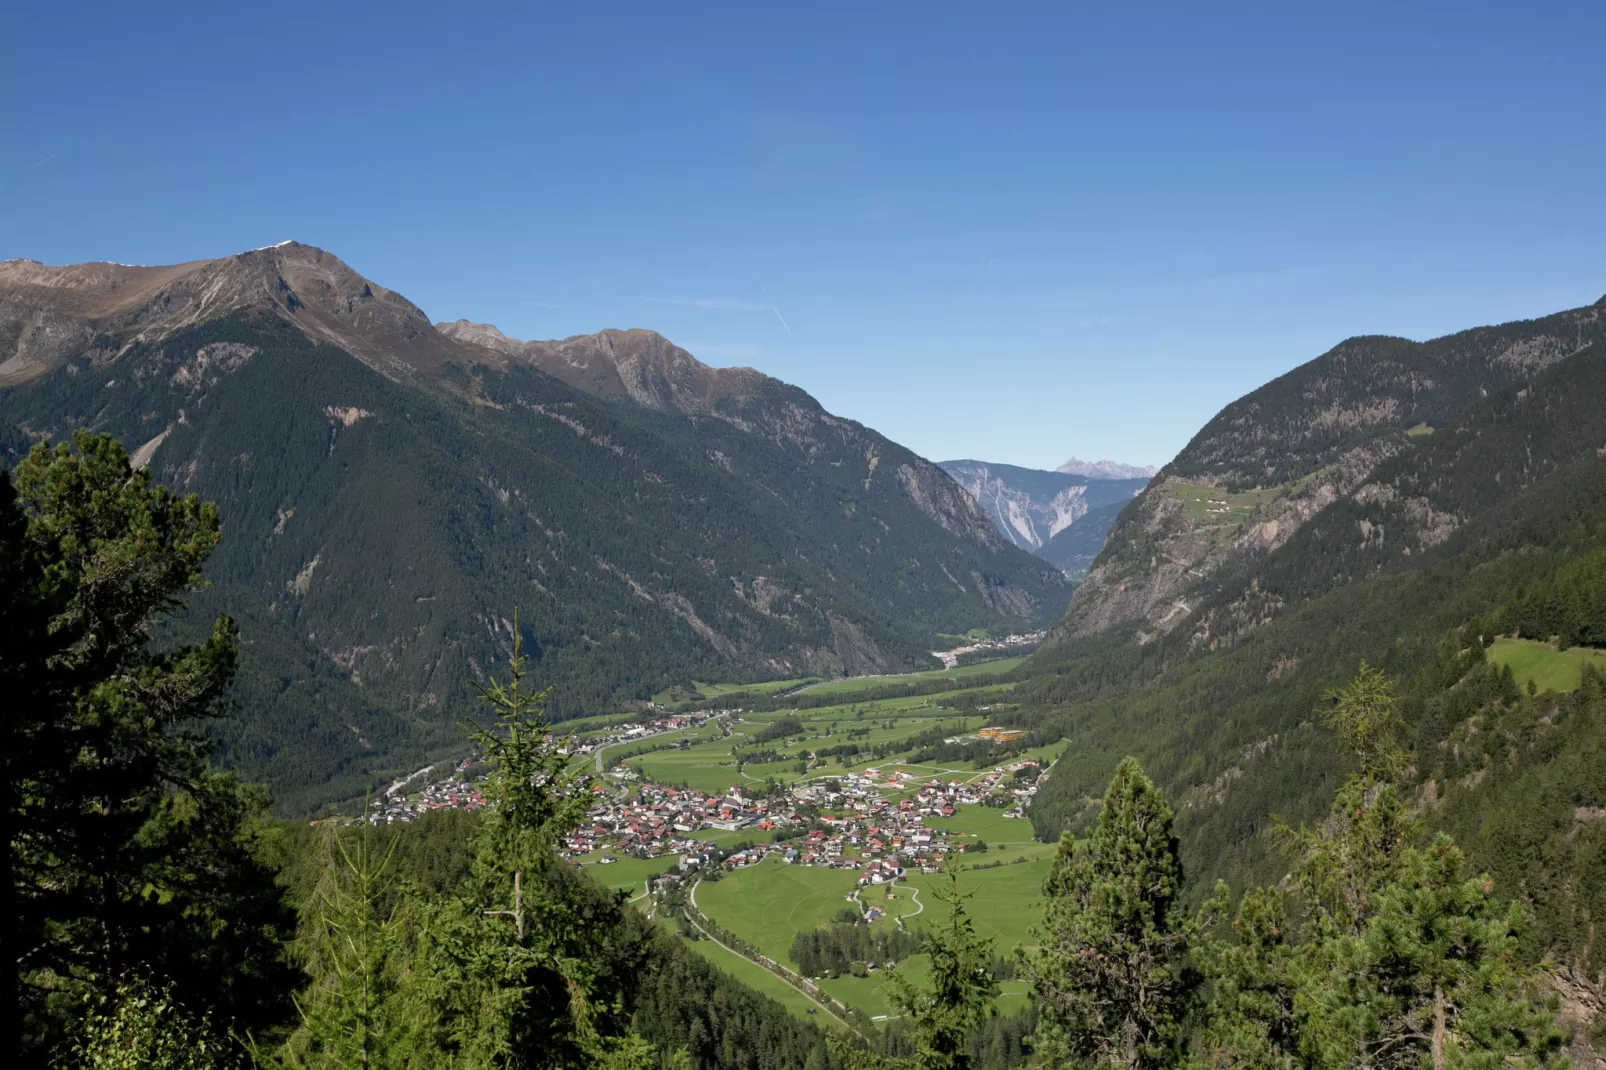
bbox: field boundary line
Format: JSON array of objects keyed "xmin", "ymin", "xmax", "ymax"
[{"xmin": 685, "ymin": 880, "xmax": 863, "ymax": 1036}]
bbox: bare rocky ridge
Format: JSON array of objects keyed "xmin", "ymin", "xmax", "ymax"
[
  {"xmin": 0, "ymin": 242, "xmax": 507, "ymax": 387},
  {"xmin": 440, "ymin": 319, "xmax": 1010, "ymax": 551},
  {"xmin": 438, "ymin": 320, "xmax": 770, "ymax": 415},
  {"xmin": 1050, "ymin": 298, "xmax": 1606, "ymax": 646}
]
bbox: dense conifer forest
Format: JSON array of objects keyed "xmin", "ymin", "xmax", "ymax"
[{"xmin": 6, "ymin": 430, "xmax": 1596, "ymax": 1067}]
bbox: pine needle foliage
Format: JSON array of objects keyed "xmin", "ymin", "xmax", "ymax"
[
  {"xmin": 886, "ymin": 866, "xmax": 1000, "ymax": 1070},
  {"xmin": 1023, "ymin": 757, "xmax": 1198, "ymax": 1070},
  {"xmin": 1199, "ymin": 665, "xmax": 1567, "ymax": 1070}
]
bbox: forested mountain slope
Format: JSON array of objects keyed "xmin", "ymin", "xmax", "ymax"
[
  {"xmin": 1013, "ymin": 304, "xmax": 1606, "ymax": 1022},
  {"xmin": 1047, "ymin": 296, "xmax": 1606, "ymax": 643},
  {"xmin": 0, "ymin": 244, "xmax": 1067, "ymax": 809}
]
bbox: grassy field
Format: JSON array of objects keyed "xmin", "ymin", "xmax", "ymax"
[
  {"xmin": 1162, "ymin": 481, "xmax": 1282, "ymax": 527},
  {"xmin": 626, "ymin": 686, "xmax": 1021, "ymax": 794},
  {"xmin": 624, "ymin": 694, "xmax": 1065, "ymax": 1024},
  {"xmin": 694, "ymin": 858, "xmax": 860, "ymax": 960},
  {"xmin": 1488, "ymin": 637, "xmax": 1606, "ymax": 692},
  {"xmin": 794, "ymin": 657, "xmax": 1028, "ymax": 697},
  {"xmin": 692, "ymin": 853, "xmax": 1050, "ymax": 1019},
  {"xmin": 679, "ymin": 932, "xmax": 848, "ymax": 1027},
  {"xmin": 575, "ymin": 853, "xmax": 679, "ymax": 894},
  {"xmin": 653, "ymin": 676, "xmax": 824, "ymax": 704}
]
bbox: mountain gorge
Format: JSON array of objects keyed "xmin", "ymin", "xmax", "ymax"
[
  {"xmin": 937, "ymin": 459, "xmax": 1147, "ymax": 573},
  {"xmin": 0, "ymin": 242, "xmax": 1068, "ymax": 809}
]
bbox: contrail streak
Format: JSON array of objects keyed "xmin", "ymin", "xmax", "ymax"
[{"xmin": 761, "ymin": 286, "xmax": 794, "ymax": 337}]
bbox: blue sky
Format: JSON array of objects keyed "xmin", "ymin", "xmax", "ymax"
[{"xmin": 5, "ymin": 1, "xmax": 1603, "ymax": 469}]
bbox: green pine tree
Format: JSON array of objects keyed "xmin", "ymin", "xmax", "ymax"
[
  {"xmin": 1298, "ymin": 835, "xmax": 1565, "ymax": 1070},
  {"xmin": 4, "ymin": 433, "xmax": 296, "ymax": 1064},
  {"xmin": 1202, "ymin": 665, "xmax": 1567, "ymax": 1070},
  {"xmin": 407, "ymin": 619, "xmax": 650, "ymax": 1068},
  {"xmin": 886, "ymin": 867, "xmax": 999, "ymax": 1070},
  {"xmin": 1022, "ymin": 757, "xmax": 1197, "ymax": 1070}
]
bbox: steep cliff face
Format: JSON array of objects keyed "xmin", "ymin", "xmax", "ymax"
[
  {"xmin": 1048, "ymin": 297, "xmax": 1606, "ymax": 646},
  {"xmin": 939, "ymin": 459, "xmax": 1147, "ymax": 561}
]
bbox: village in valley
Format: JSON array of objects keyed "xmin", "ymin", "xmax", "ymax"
[{"xmin": 356, "ymin": 650, "xmax": 1066, "ymax": 1025}]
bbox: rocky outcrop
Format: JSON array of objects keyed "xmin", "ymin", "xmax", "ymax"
[
  {"xmin": 0, "ymin": 243, "xmax": 507, "ymax": 386},
  {"xmin": 939, "ymin": 459, "xmax": 1146, "ymax": 557},
  {"xmin": 437, "ymin": 321, "xmax": 770, "ymax": 416},
  {"xmin": 1046, "ymin": 298, "xmax": 1606, "ymax": 649},
  {"xmin": 440, "ymin": 320, "xmax": 1016, "ymax": 552}
]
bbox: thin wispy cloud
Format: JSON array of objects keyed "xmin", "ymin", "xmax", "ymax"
[
  {"xmin": 630, "ymin": 292, "xmax": 795, "ymax": 337},
  {"xmin": 761, "ymin": 286, "xmax": 793, "ymax": 337},
  {"xmin": 634, "ymin": 296, "xmax": 774, "ymax": 312},
  {"xmin": 30, "ymin": 152, "xmax": 59, "ymax": 168}
]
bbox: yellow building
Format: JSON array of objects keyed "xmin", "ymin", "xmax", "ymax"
[{"xmin": 977, "ymin": 727, "xmax": 1025, "ymax": 743}]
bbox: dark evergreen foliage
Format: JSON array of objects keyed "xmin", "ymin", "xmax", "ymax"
[{"xmin": 0, "ymin": 314, "xmax": 1067, "ymax": 812}]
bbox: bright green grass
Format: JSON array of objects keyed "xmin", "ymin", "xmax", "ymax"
[
  {"xmin": 574, "ymin": 853, "xmax": 678, "ymax": 894},
  {"xmin": 794, "ymin": 657, "xmax": 1027, "ymax": 697},
  {"xmin": 629, "ymin": 704, "xmax": 992, "ymax": 793},
  {"xmin": 694, "ymin": 859, "xmax": 860, "ymax": 963},
  {"xmin": 905, "ymin": 857, "xmax": 1051, "ymax": 954},
  {"xmin": 680, "ymin": 933, "xmax": 848, "ymax": 1027},
  {"xmin": 653, "ymin": 677, "xmax": 826, "ymax": 704},
  {"xmin": 1488, "ymin": 637, "xmax": 1606, "ymax": 693},
  {"xmin": 1162, "ymin": 481, "xmax": 1282, "ymax": 527},
  {"xmin": 694, "ymin": 855, "xmax": 1050, "ymax": 1020}
]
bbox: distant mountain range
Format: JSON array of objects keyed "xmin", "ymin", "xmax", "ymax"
[
  {"xmin": 0, "ymin": 242, "xmax": 1068, "ymax": 808},
  {"xmin": 937, "ymin": 460, "xmax": 1148, "ymax": 573},
  {"xmin": 1055, "ymin": 457, "xmax": 1159, "ymax": 480}
]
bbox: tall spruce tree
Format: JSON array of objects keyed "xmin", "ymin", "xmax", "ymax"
[
  {"xmin": 4, "ymin": 433, "xmax": 297, "ymax": 1064},
  {"xmin": 886, "ymin": 868, "xmax": 999, "ymax": 1070},
  {"xmin": 1023, "ymin": 757, "xmax": 1196, "ymax": 1069}
]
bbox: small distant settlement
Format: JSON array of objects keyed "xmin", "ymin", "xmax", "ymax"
[{"xmin": 358, "ymin": 705, "xmax": 1045, "ymax": 885}]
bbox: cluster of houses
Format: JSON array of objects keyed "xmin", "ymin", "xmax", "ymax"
[
  {"xmin": 553, "ymin": 707, "xmax": 732, "ymax": 761},
  {"xmin": 354, "ymin": 705, "xmax": 1052, "ymax": 877},
  {"xmin": 366, "ymin": 760, "xmax": 487, "ymax": 824},
  {"xmin": 563, "ymin": 781, "xmax": 789, "ymax": 860},
  {"xmin": 928, "ymin": 630, "xmax": 1047, "ymax": 669},
  {"xmin": 559, "ymin": 757, "xmax": 1047, "ymax": 882}
]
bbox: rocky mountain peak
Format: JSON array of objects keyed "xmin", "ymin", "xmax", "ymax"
[
  {"xmin": 435, "ymin": 320, "xmax": 773, "ymax": 415},
  {"xmin": 1055, "ymin": 457, "xmax": 1159, "ymax": 480},
  {"xmin": 0, "ymin": 242, "xmax": 505, "ymax": 386}
]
